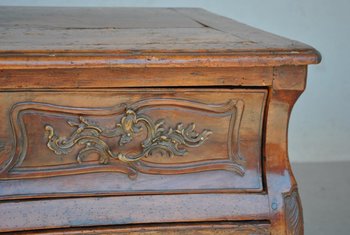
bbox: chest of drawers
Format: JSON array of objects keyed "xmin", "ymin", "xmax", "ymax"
[{"xmin": 0, "ymin": 7, "xmax": 320, "ymax": 234}]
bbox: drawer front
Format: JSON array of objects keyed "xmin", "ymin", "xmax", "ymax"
[
  {"xmin": 17, "ymin": 222, "xmax": 271, "ymax": 235},
  {"xmin": 0, "ymin": 89, "xmax": 266, "ymax": 199}
]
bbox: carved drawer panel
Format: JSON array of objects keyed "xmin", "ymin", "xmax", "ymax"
[{"xmin": 0, "ymin": 89, "xmax": 266, "ymax": 199}]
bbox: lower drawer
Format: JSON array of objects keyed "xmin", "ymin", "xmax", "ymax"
[
  {"xmin": 16, "ymin": 222, "xmax": 271, "ymax": 235},
  {"xmin": 0, "ymin": 89, "xmax": 266, "ymax": 199},
  {"xmin": 0, "ymin": 193, "xmax": 270, "ymax": 232}
]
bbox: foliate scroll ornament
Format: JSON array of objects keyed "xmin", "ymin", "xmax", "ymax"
[
  {"xmin": 2, "ymin": 98, "xmax": 246, "ymax": 180},
  {"xmin": 284, "ymin": 187, "xmax": 304, "ymax": 235},
  {"xmin": 45, "ymin": 109, "xmax": 212, "ymax": 166}
]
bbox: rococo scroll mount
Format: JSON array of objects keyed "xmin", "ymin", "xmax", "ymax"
[{"xmin": 45, "ymin": 108, "xmax": 212, "ymax": 174}]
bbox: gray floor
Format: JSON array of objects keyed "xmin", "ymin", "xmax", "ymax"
[{"xmin": 292, "ymin": 161, "xmax": 350, "ymax": 235}]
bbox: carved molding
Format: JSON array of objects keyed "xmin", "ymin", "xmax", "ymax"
[
  {"xmin": 284, "ymin": 187, "xmax": 304, "ymax": 235},
  {"xmin": 0, "ymin": 140, "xmax": 5, "ymax": 152},
  {"xmin": 1, "ymin": 98, "xmax": 245, "ymax": 179}
]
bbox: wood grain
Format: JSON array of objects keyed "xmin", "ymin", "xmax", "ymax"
[
  {"xmin": 0, "ymin": 67, "xmax": 273, "ymax": 89},
  {"xmin": 0, "ymin": 89, "xmax": 266, "ymax": 199},
  {"xmin": 284, "ymin": 187, "xmax": 303, "ymax": 235},
  {"xmin": 0, "ymin": 7, "xmax": 321, "ymax": 69},
  {"xmin": 265, "ymin": 66, "xmax": 307, "ymax": 235},
  {"xmin": 0, "ymin": 7, "xmax": 321, "ymax": 234},
  {"xmin": 10, "ymin": 222, "xmax": 271, "ymax": 235},
  {"xmin": 0, "ymin": 194, "xmax": 269, "ymax": 232}
]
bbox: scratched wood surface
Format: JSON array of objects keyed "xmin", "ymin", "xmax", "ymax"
[
  {"xmin": 0, "ymin": 7, "xmax": 321, "ymax": 235},
  {"xmin": 0, "ymin": 7, "xmax": 320, "ymax": 69},
  {"xmin": 8, "ymin": 222, "xmax": 271, "ymax": 235},
  {"xmin": 0, "ymin": 89, "xmax": 266, "ymax": 199}
]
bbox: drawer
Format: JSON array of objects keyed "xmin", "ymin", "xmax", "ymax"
[
  {"xmin": 0, "ymin": 89, "xmax": 267, "ymax": 199},
  {"xmin": 15, "ymin": 222, "xmax": 271, "ymax": 234}
]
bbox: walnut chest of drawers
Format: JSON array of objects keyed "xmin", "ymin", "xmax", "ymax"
[{"xmin": 0, "ymin": 7, "xmax": 320, "ymax": 234}]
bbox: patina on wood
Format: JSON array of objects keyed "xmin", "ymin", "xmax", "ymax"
[{"xmin": 0, "ymin": 7, "xmax": 320, "ymax": 234}]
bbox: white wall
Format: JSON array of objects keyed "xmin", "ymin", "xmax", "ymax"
[{"xmin": 1, "ymin": 0, "xmax": 349, "ymax": 162}]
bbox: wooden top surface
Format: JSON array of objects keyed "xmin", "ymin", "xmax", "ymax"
[{"xmin": 0, "ymin": 7, "xmax": 321, "ymax": 69}]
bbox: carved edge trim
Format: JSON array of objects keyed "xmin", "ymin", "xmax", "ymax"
[
  {"xmin": 1, "ymin": 98, "xmax": 245, "ymax": 179},
  {"xmin": 133, "ymin": 98, "xmax": 246, "ymax": 176},
  {"xmin": 131, "ymin": 159, "xmax": 245, "ymax": 176},
  {"xmin": 228, "ymin": 99, "xmax": 245, "ymax": 165},
  {"xmin": 283, "ymin": 187, "xmax": 304, "ymax": 235},
  {"xmin": 0, "ymin": 102, "xmax": 129, "ymax": 176},
  {"xmin": 9, "ymin": 162, "xmax": 139, "ymax": 180},
  {"xmin": 0, "ymin": 141, "xmax": 5, "ymax": 152}
]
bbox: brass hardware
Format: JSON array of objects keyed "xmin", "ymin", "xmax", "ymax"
[{"xmin": 45, "ymin": 109, "xmax": 212, "ymax": 165}]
